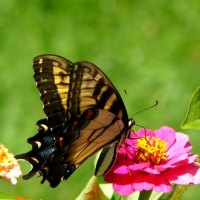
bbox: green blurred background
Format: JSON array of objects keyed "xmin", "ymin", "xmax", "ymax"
[{"xmin": 0, "ymin": 0, "xmax": 199, "ymax": 199}]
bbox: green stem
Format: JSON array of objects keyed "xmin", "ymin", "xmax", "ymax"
[{"xmin": 138, "ymin": 190, "xmax": 153, "ymax": 200}]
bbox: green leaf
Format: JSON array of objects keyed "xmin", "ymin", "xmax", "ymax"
[
  {"xmin": 181, "ymin": 87, "xmax": 200, "ymax": 130},
  {"xmin": 100, "ymin": 183, "xmax": 114, "ymax": 199},
  {"xmin": 148, "ymin": 191, "xmax": 163, "ymax": 200},
  {"xmin": 126, "ymin": 191, "xmax": 140, "ymax": 200},
  {"xmin": 0, "ymin": 190, "xmax": 15, "ymax": 200},
  {"xmin": 170, "ymin": 185, "xmax": 189, "ymax": 200}
]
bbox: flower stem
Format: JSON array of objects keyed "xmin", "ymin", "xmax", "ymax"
[{"xmin": 138, "ymin": 190, "xmax": 152, "ymax": 200}]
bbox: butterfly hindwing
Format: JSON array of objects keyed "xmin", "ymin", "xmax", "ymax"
[
  {"xmin": 34, "ymin": 55, "xmax": 128, "ymax": 123},
  {"xmin": 16, "ymin": 55, "xmax": 130, "ymax": 187}
]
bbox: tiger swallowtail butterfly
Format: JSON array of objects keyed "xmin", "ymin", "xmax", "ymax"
[{"xmin": 16, "ymin": 54, "xmax": 134, "ymax": 187}]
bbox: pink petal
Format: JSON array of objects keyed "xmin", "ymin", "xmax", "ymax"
[
  {"xmin": 129, "ymin": 163, "xmax": 150, "ymax": 171},
  {"xmin": 164, "ymin": 164, "xmax": 200, "ymax": 184},
  {"xmin": 149, "ymin": 175, "xmax": 172, "ymax": 192},
  {"xmin": 132, "ymin": 173, "xmax": 172, "ymax": 192},
  {"xmin": 167, "ymin": 133, "xmax": 191, "ymax": 157},
  {"xmin": 155, "ymin": 126, "xmax": 175, "ymax": 148},
  {"xmin": 113, "ymin": 183, "xmax": 135, "ymax": 196},
  {"xmin": 167, "ymin": 153, "xmax": 190, "ymax": 166},
  {"xmin": 187, "ymin": 154, "xmax": 198, "ymax": 164},
  {"xmin": 144, "ymin": 167, "xmax": 161, "ymax": 174},
  {"xmin": 193, "ymin": 165, "xmax": 200, "ymax": 184},
  {"xmin": 114, "ymin": 165, "xmax": 129, "ymax": 175}
]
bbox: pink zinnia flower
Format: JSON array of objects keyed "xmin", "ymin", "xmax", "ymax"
[
  {"xmin": 104, "ymin": 126, "xmax": 200, "ymax": 196},
  {"xmin": 0, "ymin": 144, "xmax": 22, "ymax": 184}
]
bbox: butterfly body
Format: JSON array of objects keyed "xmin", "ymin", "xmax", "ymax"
[{"xmin": 16, "ymin": 55, "xmax": 133, "ymax": 187}]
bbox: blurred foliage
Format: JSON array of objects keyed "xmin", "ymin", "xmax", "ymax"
[
  {"xmin": 182, "ymin": 87, "xmax": 200, "ymax": 130},
  {"xmin": 0, "ymin": 0, "xmax": 199, "ymax": 199}
]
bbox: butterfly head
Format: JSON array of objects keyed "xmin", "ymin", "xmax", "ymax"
[{"xmin": 128, "ymin": 118, "xmax": 135, "ymax": 130}]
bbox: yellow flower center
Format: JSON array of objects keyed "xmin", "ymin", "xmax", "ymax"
[{"xmin": 134, "ymin": 136, "xmax": 167, "ymax": 165}]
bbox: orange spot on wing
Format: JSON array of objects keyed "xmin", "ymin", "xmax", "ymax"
[{"xmin": 86, "ymin": 109, "xmax": 95, "ymax": 120}]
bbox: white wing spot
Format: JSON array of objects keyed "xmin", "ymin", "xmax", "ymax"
[
  {"xmin": 39, "ymin": 58, "xmax": 43, "ymax": 64},
  {"xmin": 74, "ymin": 64, "xmax": 78, "ymax": 71},
  {"xmin": 40, "ymin": 124, "xmax": 49, "ymax": 132},
  {"xmin": 53, "ymin": 61, "xmax": 59, "ymax": 66}
]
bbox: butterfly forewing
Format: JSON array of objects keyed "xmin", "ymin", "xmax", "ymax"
[{"xmin": 16, "ymin": 54, "xmax": 130, "ymax": 187}]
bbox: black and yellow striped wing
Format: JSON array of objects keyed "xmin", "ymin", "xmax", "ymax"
[{"xmin": 16, "ymin": 54, "xmax": 131, "ymax": 187}]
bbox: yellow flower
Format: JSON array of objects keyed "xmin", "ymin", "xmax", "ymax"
[{"xmin": 0, "ymin": 144, "xmax": 21, "ymax": 184}]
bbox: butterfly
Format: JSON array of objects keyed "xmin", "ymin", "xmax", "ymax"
[{"xmin": 16, "ymin": 54, "xmax": 134, "ymax": 187}]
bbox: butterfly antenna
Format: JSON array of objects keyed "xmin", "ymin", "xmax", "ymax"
[
  {"xmin": 123, "ymin": 89, "xmax": 132, "ymax": 118},
  {"xmin": 132, "ymin": 100, "xmax": 158, "ymax": 118},
  {"xmin": 131, "ymin": 101, "xmax": 158, "ymax": 142}
]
